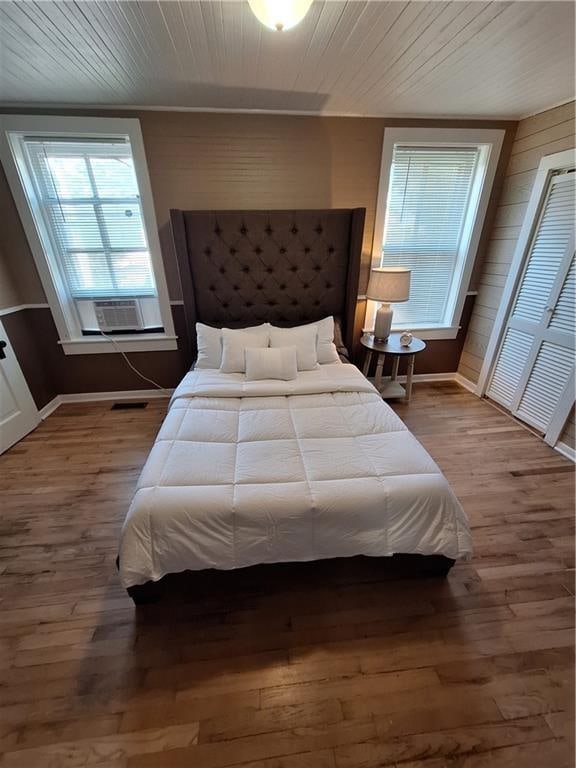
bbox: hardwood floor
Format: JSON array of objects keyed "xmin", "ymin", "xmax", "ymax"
[{"xmin": 0, "ymin": 382, "xmax": 573, "ymax": 768}]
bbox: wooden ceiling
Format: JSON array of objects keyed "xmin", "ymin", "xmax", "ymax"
[{"xmin": 0, "ymin": 1, "xmax": 574, "ymax": 118}]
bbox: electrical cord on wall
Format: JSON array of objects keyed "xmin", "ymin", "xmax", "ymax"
[{"xmin": 98, "ymin": 330, "xmax": 172, "ymax": 396}]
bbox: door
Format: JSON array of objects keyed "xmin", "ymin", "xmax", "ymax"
[
  {"xmin": 0, "ymin": 318, "xmax": 40, "ymax": 453},
  {"xmin": 487, "ymin": 172, "xmax": 575, "ymax": 444}
]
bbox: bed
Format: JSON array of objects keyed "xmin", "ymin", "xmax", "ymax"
[{"xmin": 118, "ymin": 208, "xmax": 472, "ymax": 603}]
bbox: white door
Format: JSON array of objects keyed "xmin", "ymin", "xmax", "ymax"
[
  {"xmin": 487, "ymin": 172, "xmax": 575, "ymax": 444},
  {"xmin": 0, "ymin": 318, "xmax": 40, "ymax": 453}
]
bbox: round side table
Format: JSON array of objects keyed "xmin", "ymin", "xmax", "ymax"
[{"xmin": 361, "ymin": 332, "xmax": 426, "ymax": 402}]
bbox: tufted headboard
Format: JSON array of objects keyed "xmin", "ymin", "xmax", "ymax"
[{"xmin": 171, "ymin": 208, "xmax": 365, "ymax": 362}]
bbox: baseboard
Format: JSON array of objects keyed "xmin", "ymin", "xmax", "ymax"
[
  {"xmin": 452, "ymin": 372, "xmax": 477, "ymax": 393},
  {"xmin": 392, "ymin": 372, "xmax": 477, "ymax": 391},
  {"xmin": 38, "ymin": 374, "xmax": 477, "ymax": 421},
  {"xmin": 554, "ymin": 440, "xmax": 576, "ymax": 463},
  {"xmin": 38, "ymin": 395, "xmax": 62, "ymax": 420},
  {"xmin": 395, "ymin": 372, "xmax": 457, "ymax": 384},
  {"xmin": 60, "ymin": 388, "xmax": 174, "ymax": 404},
  {"xmin": 38, "ymin": 388, "xmax": 173, "ymax": 418}
]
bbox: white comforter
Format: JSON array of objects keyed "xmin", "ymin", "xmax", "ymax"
[{"xmin": 119, "ymin": 364, "xmax": 472, "ymax": 588}]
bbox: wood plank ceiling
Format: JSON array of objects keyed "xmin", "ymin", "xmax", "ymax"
[{"xmin": 0, "ymin": 1, "xmax": 574, "ymax": 118}]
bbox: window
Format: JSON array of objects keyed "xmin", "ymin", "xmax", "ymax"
[
  {"xmin": 371, "ymin": 128, "xmax": 505, "ymax": 339},
  {"xmin": 24, "ymin": 138, "xmax": 155, "ymax": 300},
  {"xmin": 0, "ymin": 116, "xmax": 176, "ymax": 354}
]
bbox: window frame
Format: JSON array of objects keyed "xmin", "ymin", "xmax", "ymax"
[
  {"xmin": 369, "ymin": 127, "xmax": 505, "ymax": 340},
  {"xmin": 0, "ymin": 115, "xmax": 176, "ymax": 354}
]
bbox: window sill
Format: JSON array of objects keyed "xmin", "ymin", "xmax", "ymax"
[
  {"xmin": 59, "ymin": 335, "xmax": 178, "ymax": 355},
  {"xmin": 361, "ymin": 326, "xmax": 460, "ymax": 340}
]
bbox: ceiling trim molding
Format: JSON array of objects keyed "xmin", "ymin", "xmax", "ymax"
[{"xmin": 0, "ymin": 102, "xmax": 523, "ymax": 123}]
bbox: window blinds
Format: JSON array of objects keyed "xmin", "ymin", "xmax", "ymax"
[
  {"xmin": 21, "ymin": 137, "xmax": 157, "ymax": 299},
  {"xmin": 381, "ymin": 145, "xmax": 480, "ymax": 326}
]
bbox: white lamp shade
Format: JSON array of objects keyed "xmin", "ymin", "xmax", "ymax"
[
  {"xmin": 366, "ymin": 267, "xmax": 411, "ymax": 303},
  {"xmin": 248, "ymin": 0, "xmax": 313, "ymax": 31}
]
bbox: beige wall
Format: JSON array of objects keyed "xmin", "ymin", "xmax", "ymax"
[
  {"xmin": 458, "ymin": 100, "xmax": 575, "ymax": 450},
  {"xmin": 142, "ymin": 112, "xmax": 383, "ymax": 299},
  {"xmin": 561, "ymin": 406, "xmax": 575, "ymax": 451},
  {"xmin": 0, "ymin": 164, "xmax": 46, "ymax": 305},
  {"xmin": 0, "ymin": 241, "xmax": 21, "ymax": 310},
  {"xmin": 0, "ymin": 110, "xmax": 515, "ymax": 305},
  {"xmin": 1, "ymin": 112, "xmax": 384, "ymax": 305},
  {"xmin": 0, "ymin": 109, "xmax": 515, "ymax": 406}
]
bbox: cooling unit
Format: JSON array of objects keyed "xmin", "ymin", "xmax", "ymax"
[{"xmin": 93, "ymin": 300, "xmax": 143, "ymax": 332}]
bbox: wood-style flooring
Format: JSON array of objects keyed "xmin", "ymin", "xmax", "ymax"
[{"xmin": 0, "ymin": 382, "xmax": 574, "ymax": 768}]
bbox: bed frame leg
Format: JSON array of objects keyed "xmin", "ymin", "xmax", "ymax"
[
  {"xmin": 127, "ymin": 581, "xmax": 163, "ymax": 605},
  {"xmin": 423, "ymin": 555, "xmax": 455, "ymax": 577},
  {"xmin": 389, "ymin": 553, "xmax": 456, "ymax": 578}
]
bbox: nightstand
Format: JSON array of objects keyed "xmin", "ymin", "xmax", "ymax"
[{"xmin": 361, "ymin": 332, "xmax": 426, "ymax": 402}]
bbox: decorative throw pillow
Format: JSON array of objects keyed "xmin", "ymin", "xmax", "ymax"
[
  {"xmin": 245, "ymin": 346, "xmax": 298, "ymax": 381},
  {"xmin": 220, "ymin": 327, "xmax": 270, "ymax": 373},
  {"xmin": 269, "ymin": 325, "xmax": 318, "ymax": 371},
  {"xmin": 196, "ymin": 322, "xmax": 268, "ymax": 369}
]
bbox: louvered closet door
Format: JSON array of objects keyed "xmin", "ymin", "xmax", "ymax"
[{"xmin": 487, "ymin": 172, "xmax": 575, "ymax": 439}]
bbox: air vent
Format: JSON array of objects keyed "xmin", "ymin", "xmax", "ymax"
[{"xmin": 94, "ymin": 300, "xmax": 143, "ymax": 332}]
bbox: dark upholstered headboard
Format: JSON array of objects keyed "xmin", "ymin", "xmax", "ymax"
[{"xmin": 171, "ymin": 208, "xmax": 365, "ymax": 362}]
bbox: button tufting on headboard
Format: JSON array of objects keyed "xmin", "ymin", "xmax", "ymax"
[{"xmin": 170, "ymin": 208, "xmax": 366, "ymax": 359}]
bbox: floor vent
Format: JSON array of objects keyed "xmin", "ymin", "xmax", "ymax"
[{"xmin": 111, "ymin": 402, "xmax": 148, "ymax": 410}]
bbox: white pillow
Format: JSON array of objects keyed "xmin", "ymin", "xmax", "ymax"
[
  {"xmin": 269, "ymin": 317, "xmax": 339, "ymax": 365},
  {"xmin": 195, "ymin": 322, "xmax": 268, "ymax": 369},
  {"xmin": 220, "ymin": 327, "xmax": 269, "ymax": 373},
  {"xmin": 195, "ymin": 323, "xmax": 222, "ymax": 369},
  {"xmin": 269, "ymin": 325, "xmax": 318, "ymax": 371},
  {"xmin": 245, "ymin": 346, "xmax": 298, "ymax": 381},
  {"xmin": 313, "ymin": 316, "xmax": 340, "ymax": 364}
]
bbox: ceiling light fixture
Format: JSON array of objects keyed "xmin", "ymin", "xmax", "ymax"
[{"xmin": 248, "ymin": 0, "xmax": 313, "ymax": 31}]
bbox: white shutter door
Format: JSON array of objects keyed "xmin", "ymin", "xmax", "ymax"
[
  {"xmin": 486, "ymin": 327, "xmax": 534, "ymax": 408},
  {"xmin": 515, "ymin": 340, "xmax": 573, "ymax": 432},
  {"xmin": 487, "ymin": 172, "xmax": 575, "ymax": 435},
  {"xmin": 549, "ymin": 257, "xmax": 576, "ymax": 335}
]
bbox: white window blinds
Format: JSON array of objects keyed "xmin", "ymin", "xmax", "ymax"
[
  {"xmin": 21, "ymin": 137, "xmax": 157, "ymax": 299},
  {"xmin": 381, "ymin": 145, "xmax": 480, "ymax": 326}
]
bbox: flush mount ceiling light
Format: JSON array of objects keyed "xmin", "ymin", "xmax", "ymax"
[{"xmin": 248, "ymin": 0, "xmax": 313, "ymax": 31}]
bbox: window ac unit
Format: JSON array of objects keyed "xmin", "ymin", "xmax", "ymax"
[{"xmin": 93, "ymin": 300, "xmax": 143, "ymax": 332}]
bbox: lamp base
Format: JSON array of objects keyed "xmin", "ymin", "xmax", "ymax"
[{"xmin": 374, "ymin": 304, "xmax": 393, "ymax": 341}]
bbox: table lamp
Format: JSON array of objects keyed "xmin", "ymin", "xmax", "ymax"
[{"xmin": 366, "ymin": 267, "xmax": 411, "ymax": 341}]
